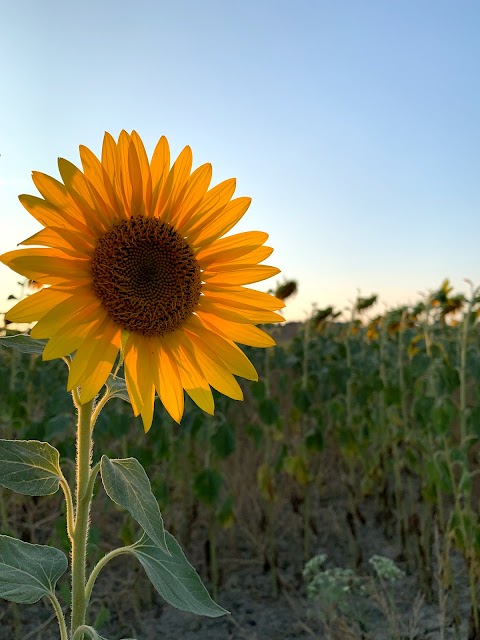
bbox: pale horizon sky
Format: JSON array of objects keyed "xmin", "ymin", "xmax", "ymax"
[{"xmin": 1, "ymin": 0, "xmax": 479, "ymax": 322}]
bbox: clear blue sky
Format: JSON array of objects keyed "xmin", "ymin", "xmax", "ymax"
[{"xmin": 1, "ymin": 0, "xmax": 479, "ymax": 321}]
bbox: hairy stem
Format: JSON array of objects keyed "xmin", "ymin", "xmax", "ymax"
[{"xmin": 70, "ymin": 396, "xmax": 95, "ymax": 638}]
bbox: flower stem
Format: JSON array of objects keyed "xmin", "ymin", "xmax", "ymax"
[{"xmin": 70, "ymin": 396, "xmax": 95, "ymax": 638}]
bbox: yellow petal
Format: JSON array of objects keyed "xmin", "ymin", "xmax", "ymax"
[
  {"xmin": 221, "ymin": 246, "xmax": 273, "ymax": 266},
  {"xmin": 31, "ymin": 299, "xmax": 102, "ymax": 338},
  {"xmin": 20, "ymin": 227, "xmax": 94, "ymax": 258},
  {"xmin": 155, "ymin": 146, "xmax": 193, "ymax": 223},
  {"xmin": 18, "ymin": 195, "xmax": 83, "ymax": 231},
  {"xmin": 57, "ymin": 158, "xmax": 106, "ymax": 233},
  {"xmin": 78, "ymin": 327, "xmax": 121, "ymax": 403},
  {"xmin": 80, "ymin": 144, "xmax": 125, "ymax": 223},
  {"xmin": 131, "ymin": 131, "xmax": 152, "ymax": 212},
  {"xmin": 133, "ymin": 336, "xmax": 156, "ymax": 431},
  {"xmin": 31, "ymin": 171, "xmax": 86, "ymax": 225},
  {"xmin": 127, "ymin": 137, "xmax": 145, "ymax": 216},
  {"xmin": 203, "ymin": 286, "xmax": 285, "ymax": 311},
  {"xmin": 68, "ymin": 320, "xmax": 120, "ymax": 395},
  {"xmin": 44, "ymin": 313, "xmax": 105, "ymax": 362},
  {"xmin": 174, "ymin": 163, "xmax": 212, "ymax": 228},
  {"xmin": 123, "ymin": 336, "xmax": 143, "ymax": 416},
  {"xmin": 179, "ymin": 178, "xmax": 237, "ymax": 237},
  {"xmin": 196, "ymin": 231, "xmax": 268, "ymax": 268},
  {"xmin": 198, "ymin": 297, "xmax": 283, "ymax": 325},
  {"xmin": 203, "ymin": 265, "xmax": 281, "ymax": 286},
  {"xmin": 196, "ymin": 311, "xmax": 276, "ymax": 347},
  {"xmin": 182, "ymin": 330, "xmax": 243, "ymax": 400},
  {"xmin": 183, "ymin": 320, "xmax": 258, "ymax": 380},
  {"xmin": 5, "ymin": 288, "xmax": 71, "ymax": 324},
  {"xmin": 115, "ymin": 130, "xmax": 133, "ymax": 213},
  {"xmin": 193, "ymin": 197, "xmax": 251, "ymax": 247},
  {"xmin": 101, "ymin": 132, "xmax": 118, "ymax": 182},
  {"xmin": 153, "ymin": 344, "xmax": 185, "ymax": 423},
  {"xmin": 149, "ymin": 136, "xmax": 170, "ymax": 213},
  {"xmin": 1, "ymin": 249, "xmax": 91, "ymax": 284},
  {"xmin": 43, "ymin": 330, "xmax": 87, "ymax": 360},
  {"xmin": 164, "ymin": 334, "xmax": 214, "ymax": 415}
]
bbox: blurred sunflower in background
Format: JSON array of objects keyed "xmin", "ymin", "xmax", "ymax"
[{"xmin": 1, "ymin": 131, "xmax": 283, "ymax": 430}]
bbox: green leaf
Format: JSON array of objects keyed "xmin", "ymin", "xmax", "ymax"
[
  {"xmin": 245, "ymin": 423, "xmax": 263, "ymax": 448},
  {"xmin": 193, "ymin": 468, "xmax": 222, "ymax": 506},
  {"xmin": 305, "ymin": 427, "xmax": 324, "ymax": 452},
  {"xmin": 100, "ymin": 456, "xmax": 168, "ymax": 554},
  {"xmin": 258, "ymin": 397, "xmax": 279, "ymax": 425},
  {"xmin": 132, "ymin": 533, "xmax": 228, "ymax": 617},
  {"xmin": 93, "ymin": 604, "xmax": 110, "ymax": 630},
  {"xmin": 0, "ymin": 334, "xmax": 47, "ymax": 355},
  {"xmin": 0, "ymin": 440, "xmax": 62, "ymax": 496},
  {"xmin": 250, "ymin": 379, "xmax": 266, "ymax": 402},
  {"xmin": 293, "ymin": 385, "xmax": 311, "ymax": 413},
  {"xmin": 105, "ymin": 374, "xmax": 130, "ymax": 403},
  {"xmin": 0, "ymin": 535, "xmax": 67, "ymax": 604},
  {"xmin": 211, "ymin": 423, "xmax": 236, "ymax": 459},
  {"xmin": 432, "ymin": 397, "xmax": 457, "ymax": 434}
]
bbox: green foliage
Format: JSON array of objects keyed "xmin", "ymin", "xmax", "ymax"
[
  {"xmin": 210, "ymin": 422, "xmax": 236, "ymax": 459},
  {"xmin": 0, "ymin": 535, "xmax": 67, "ymax": 604},
  {"xmin": 258, "ymin": 397, "xmax": 279, "ymax": 425},
  {"xmin": 2, "ymin": 279, "xmax": 480, "ymax": 632},
  {"xmin": 193, "ymin": 469, "xmax": 223, "ymax": 506},
  {"xmin": 0, "ymin": 334, "xmax": 47, "ymax": 355},
  {"xmin": 131, "ymin": 533, "xmax": 228, "ymax": 617},
  {"xmin": 100, "ymin": 456, "xmax": 168, "ymax": 553},
  {"xmin": 0, "ymin": 439, "xmax": 62, "ymax": 495}
]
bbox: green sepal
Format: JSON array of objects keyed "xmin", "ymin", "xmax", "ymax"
[
  {"xmin": 100, "ymin": 456, "xmax": 168, "ymax": 554},
  {"xmin": 0, "ymin": 535, "xmax": 67, "ymax": 604},
  {"xmin": 104, "ymin": 374, "xmax": 130, "ymax": 403},
  {"xmin": 0, "ymin": 334, "xmax": 47, "ymax": 355},
  {"xmin": 0, "ymin": 439, "xmax": 62, "ymax": 495},
  {"xmin": 131, "ymin": 532, "xmax": 228, "ymax": 617}
]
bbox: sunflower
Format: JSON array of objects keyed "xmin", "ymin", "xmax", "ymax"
[{"xmin": 1, "ymin": 131, "xmax": 283, "ymax": 430}]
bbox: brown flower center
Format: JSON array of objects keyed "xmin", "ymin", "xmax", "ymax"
[{"xmin": 91, "ymin": 216, "xmax": 201, "ymax": 336}]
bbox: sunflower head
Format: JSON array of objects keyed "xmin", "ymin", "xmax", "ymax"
[{"xmin": 1, "ymin": 131, "xmax": 284, "ymax": 431}]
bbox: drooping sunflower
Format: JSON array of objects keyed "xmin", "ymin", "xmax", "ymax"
[{"xmin": 1, "ymin": 131, "xmax": 284, "ymax": 430}]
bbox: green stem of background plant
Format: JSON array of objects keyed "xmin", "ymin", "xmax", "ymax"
[{"xmin": 70, "ymin": 393, "xmax": 95, "ymax": 638}]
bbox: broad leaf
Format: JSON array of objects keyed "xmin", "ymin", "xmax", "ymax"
[
  {"xmin": 0, "ymin": 334, "xmax": 47, "ymax": 355},
  {"xmin": 0, "ymin": 440, "xmax": 62, "ymax": 495},
  {"xmin": 132, "ymin": 533, "xmax": 228, "ymax": 617},
  {"xmin": 0, "ymin": 535, "xmax": 67, "ymax": 604},
  {"xmin": 100, "ymin": 456, "xmax": 168, "ymax": 553}
]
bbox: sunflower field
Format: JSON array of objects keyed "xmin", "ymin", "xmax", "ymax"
[{"xmin": 1, "ymin": 277, "xmax": 480, "ymax": 639}]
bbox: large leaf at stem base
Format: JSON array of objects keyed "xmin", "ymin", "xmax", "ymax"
[
  {"xmin": 0, "ymin": 439, "xmax": 62, "ymax": 495},
  {"xmin": 0, "ymin": 535, "xmax": 67, "ymax": 604},
  {"xmin": 131, "ymin": 532, "xmax": 228, "ymax": 618},
  {"xmin": 100, "ymin": 456, "xmax": 168, "ymax": 553}
]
